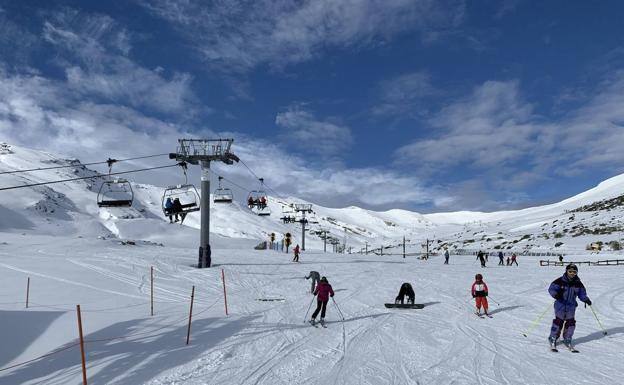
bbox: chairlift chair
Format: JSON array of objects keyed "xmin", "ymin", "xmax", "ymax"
[
  {"xmin": 247, "ymin": 178, "xmax": 270, "ymax": 216},
  {"xmin": 162, "ymin": 184, "xmax": 200, "ymax": 216},
  {"xmin": 213, "ymin": 176, "xmax": 233, "ymax": 203},
  {"xmin": 97, "ymin": 179, "xmax": 134, "ymax": 207}
]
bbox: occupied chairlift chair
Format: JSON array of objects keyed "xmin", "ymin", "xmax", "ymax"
[
  {"xmin": 162, "ymin": 162, "xmax": 201, "ymax": 217},
  {"xmin": 248, "ymin": 178, "xmax": 271, "ymax": 216},
  {"xmin": 213, "ymin": 176, "xmax": 233, "ymax": 203},
  {"xmin": 97, "ymin": 158, "xmax": 134, "ymax": 207}
]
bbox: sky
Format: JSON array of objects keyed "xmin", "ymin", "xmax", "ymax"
[{"xmin": 1, "ymin": 0, "xmax": 623, "ymax": 213}]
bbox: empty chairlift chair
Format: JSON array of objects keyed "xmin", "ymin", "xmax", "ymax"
[
  {"xmin": 213, "ymin": 176, "xmax": 233, "ymax": 203},
  {"xmin": 97, "ymin": 179, "xmax": 134, "ymax": 207}
]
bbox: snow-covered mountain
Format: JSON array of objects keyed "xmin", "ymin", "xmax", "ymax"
[{"xmin": 1, "ymin": 143, "xmax": 623, "ymax": 255}]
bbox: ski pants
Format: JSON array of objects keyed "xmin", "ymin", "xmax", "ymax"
[
  {"xmin": 444, "ymin": 256, "xmax": 449, "ymax": 264},
  {"xmin": 475, "ymin": 297, "xmax": 488, "ymax": 311},
  {"xmin": 550, "ymin": 307, "xmax": 576, "ymax": 340},
  {"xmin": 511, "ymin": 259, "xmax": 518, "ymax": 266},
  {"xmin": 310, "ymin": 279, "xmax": 320, "ymax": 293},
  {"xmin": 312, "ymin": 300, "xmax": 328, "ymax": 319},
  {"xmin": 293, "ymin": 253, "xmax": 299, "ymax": 262},
  {"xmin": 498, "ymin": 257, "xmax": 504, "ymax": 265}
]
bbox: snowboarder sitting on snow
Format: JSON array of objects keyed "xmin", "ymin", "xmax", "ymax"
[
  {"xmin": 395, "ymin": 283, "xmax": 415, "ymax": 305},
  {"xmin": 305, "ymin": 271, "xmax": 321, "ymax": 294},
  {"xmin": 471, "ymin": 274, "xmax": 489, "ymax": 316},
  {"xmin": 311, "ymin": 277, "xmax": 334, "ymax": 326},
  {"xmin": 548, "ymin": 263, "xmax": 591, "ymax": 349},
  {"xmin": 164, "ymin": 197, "xmax": 174, "ymax": 223}
]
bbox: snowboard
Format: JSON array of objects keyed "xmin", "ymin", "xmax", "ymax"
[{"xmin": 384, "ymin": 303, "xmax": 425, "ymax": 309}]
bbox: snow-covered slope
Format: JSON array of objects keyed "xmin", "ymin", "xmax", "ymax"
[{"xmin": 1, "ymin": 143, "xmax": 624, "ymax": 385}]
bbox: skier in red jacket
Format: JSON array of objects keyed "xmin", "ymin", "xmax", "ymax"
[
  {"xmin": 471, "ymin": 273, "xmax": 489, "ymax": 316},
  {"xmin": 310, "ymin": 277, "xmax": 334, "ymax": 326}
]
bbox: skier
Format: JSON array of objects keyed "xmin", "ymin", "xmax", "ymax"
[
  {"xmin": 444, "ymin": 248, "xmax": 450, "ymax": 264},
  {"xmin": 471, "ymin": 273, "xmax": 489, "ymax": 316},
  {"xmin": 506, "ymin": 256, "xmax": 511, "ymax": 266},
  {"xmin": 164, "ymin": 197, "xmax": 174, "ymax": 223},
  {"xmin": 558, "ymin": 255, "xmax": 564, "ymax": 265},
  {"xmin": 548, "ymin": 263, "xmax": 591, "ymax": 351},
  {"xmin": 305, "ymin": 271, "xmax": 321, "ymax": 294},
  {"xmin": 293, "ymin": 244, "xmax": 300, "ymax": 262},
  {"xmin": 476, "ymin": 250, "xmax": 486, "ymax": 268},
  {"xmin": 310, "ymin": 277, "xmax": 334, "ymax": 326},
  {"xmin": 395, "ymin": 283, "xmax": 415, "ymax": 305},
  {"xmin": 498, "ymin": 251, "xmax": 504, "ymax": 265},
  {"xmin": 511, "ymin": 253, "xmax": 518, "ymax": 266}
]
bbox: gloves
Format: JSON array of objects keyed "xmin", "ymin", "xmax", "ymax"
[
  {"xmin": 585, "ymin": 299, "xmax": 592, "ymax": 306},
  {"xmin": 484, "ymin": 292, "xmax": 488, "ymax": 297},
  {"xmin": 472, "ymin": 294, "xmax": 476, "ymax": 298},
  {"xmin": 330, "ymin": 294, "xmax": 334, "ymax": 298}
]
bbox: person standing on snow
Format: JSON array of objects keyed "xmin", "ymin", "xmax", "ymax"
[
  {"xmin": 548, "ymin": 263, "xmax": 591, "ymax": 350},
  {"xmin": 310, "ymin": 277, "xmax": 334, "ymax": 326},
  {"xmin": 498, "ymin": 251, "xmax": 504, "ymax": 265},
  {"xmin": 305, "ymin": 271, "xmax": 321, "ymax": 294},
  {"xmin": 444, "ymin": 248, "xmax": 450, "ymax": 264},
  {"xmin": 476, "ymin": 250, "xmax": 486, "ymax": 268},
  {"xmin": 293, "ymin": 244, "xmax": 300, "ymax": 262},
  {"xmin": 471, "ymin": 273, "xmax": 489, "ymax": 316},
  {"xmin": 511, "ymin": 253, "xmax": 518, "ymax": 266}
]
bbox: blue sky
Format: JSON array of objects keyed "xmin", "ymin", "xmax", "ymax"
[{"xmin": 1, "ymin": 0, "xmax": 623, "ymax": 212}]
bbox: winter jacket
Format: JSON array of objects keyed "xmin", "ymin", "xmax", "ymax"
[
  {"xmin": 549, "ymin": 274, "xmax": 589, "ymax": 312},
  {"xmin": 172, "ymin": 200, "xmax": 183, "ymax": 213},
  {"xmin": 314, "ymin": 282, "xmax": 334, "ymax": 302},
  {"xmin": 294, "ymin": 246, "xmax": 300, "ymax": 255},
  {"xmin": 471, "ymin": 281, "xmax": 488, "ymax": 298},
  {"xmin": 306, "ymin": 271, "xmax": 320, "ymax": 281}
]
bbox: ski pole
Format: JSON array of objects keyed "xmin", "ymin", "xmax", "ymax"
[
  {"xmin": 487, "ymin": 296, "xmax": 500, "ymax": 306},
  {"xmin": 332, "ymin": 297, "xmax": 345, "ymax": 321},
  {"xmin": 303, "ymin": 295, "xmax": 316, "ymax": 323},
  {"xmin": 589, "ymin": 305, "xmax": 608, "ymax": 335},
  {"xmin": 522, "ymin": 303, "xmax": 551, "ymax": 338}
]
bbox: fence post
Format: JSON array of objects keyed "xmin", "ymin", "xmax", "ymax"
[
  {"xmin": 26, "ymin": 277, "xmax": 30, "ymax": 309},
  {"xmin": 76, "ymin": 305, "xmax": 88, "ymax": 385},
  {"xmin": 222, "ymin": 269, "xmax": 229, "ymax": 316},
  {"xmin": 150, "ymin": 266, "xmax": 154, "ymax": 316},
  {"xmin": 186, "ymin": 286, "xmax": 195, "ymax": 345}
]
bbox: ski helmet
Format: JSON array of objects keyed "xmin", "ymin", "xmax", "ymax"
[
  {"xmin": 566, "ymin": 263, "xmax": 578, "ymax": 273},
  {"xmin": 475, "ymin": 273, "xmax": 483, "ymax": 281},
  {"xmin": 320, "ymin": 276, "xmax": 328, "ymax": 282}
]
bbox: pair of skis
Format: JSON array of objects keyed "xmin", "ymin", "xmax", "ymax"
[
  {"xmin": 474, "ymin": 311, "xmax": 493, "ymax": 318},
  {"xmin": 550, "ymin": 341, "xmax": 579, "ymax": 353},
  {"xmin": 309, "ymin": 320, "xmax": 327, "ymax": 328}
]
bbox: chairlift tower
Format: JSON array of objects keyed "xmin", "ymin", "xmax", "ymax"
[
  {"xmin": 169, "ymin": 139, "xmax": 239, "ymax": 268},
  {"xmin": 294, "ymin": 203, "xmax": 313, "ymax": 251}
]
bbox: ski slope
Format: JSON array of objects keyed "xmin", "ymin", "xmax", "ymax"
[
  {"xmin": 0, "ymin": 233, "xmax": 623, "ymax": 385},
  {"xmin": 1, "ymin": 144, "xmax": 624, "ymax": 384}
]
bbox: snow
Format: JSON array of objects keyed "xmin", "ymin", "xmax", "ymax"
[{"xmin": 1, "ymin": 144, "xmax": 624, "ymax": 384}]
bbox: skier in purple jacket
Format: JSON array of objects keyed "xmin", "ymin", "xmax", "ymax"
[
  {"xmin": 310, "ymin": 277, "xmax": 334, "ymax": 326},
  {"xmin": 548, "ymin": 263, "xmax": 591, "ymax": 350}
]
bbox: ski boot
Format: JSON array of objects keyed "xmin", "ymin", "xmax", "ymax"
[
  {"xmin": 320, "ymin": 318, "xmax": 326, "ymax": 327},
  {"xmin": 548, "ymin": 336, "xmax": 558, "ymax": 352},
  {"xmin": 563, "ymin": 339, "xmax": 578, "ymax": 352},
  {"xmin": 309, "ymin": 318, "xmax": 316, "ymax": 326}
]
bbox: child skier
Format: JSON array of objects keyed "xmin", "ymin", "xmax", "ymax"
[
  {"xmin": 548, "ymin": 263, "xmax": 591, "ymax": 351},
  {"xmin": 471, "ymin": 274, "xmax": 489, "ymax": 316},
  {"xmin": 395, "ymin": 282, "xmax": 415, "ymax": 304},
  {"xmin": 511, "ymin": 253, "xmax": 518, "ymax": 266},
  {"xmin": 310, "ymin": 277, "xmax": 334, "ymax": 326},
  {"xmin": 293, "ymin": 244, "xmax": 300, "ymax": 262}
]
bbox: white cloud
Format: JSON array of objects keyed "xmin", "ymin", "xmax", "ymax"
[
  {"xmin": 42, "ymin": 11, "xmax": 199, "ymax": 116},
  {"xmin": 395, "ymin": 75, "xmax": 624, "ymax": 184},
  {"xmin": 140, "ymin": 0, "xmax": 466, "ymax": 72},
  {"xmin": 275, "ymin": 105, "xmax": 353, "ymax": 157},
  {"xmin": 373, "ymin": 71, "xmax": 437, "ymax": 116}
]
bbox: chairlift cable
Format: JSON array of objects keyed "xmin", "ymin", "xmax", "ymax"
[
  {"xmin": 0, "ymin": 153, "xmax": 170, "ymax": 175},
  {"xmin": 238, "ymin": 158, "xmax": 286, "ymax": 199},
  {"xmin": 0, "ymin": 164, "xmax": 178, "ymax": 192}
]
